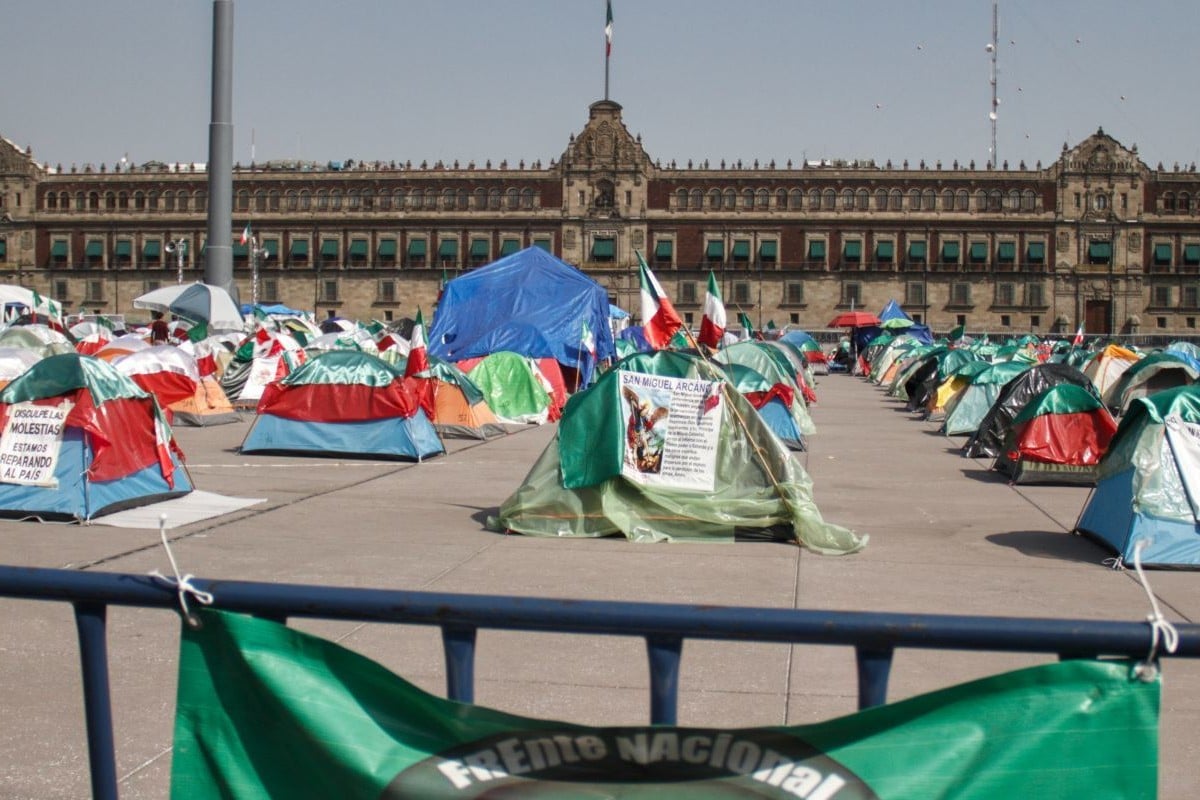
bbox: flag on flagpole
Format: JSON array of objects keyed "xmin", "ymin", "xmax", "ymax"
[
  {"xmin": 1072, "ymin": 324, "xmax": 1085, "ymax": 347},
  {"xmin": 636, "ymin": 251, "xmax": 683, "ymax": 349},
  {"xmin": 437, "ymin": 268, "xmax": 449, "ymax": 305},
  {"xmin": 581, "ymin": 319, "xmax": 597, "ymax": 358},
  {"xmin": 948, "ymin": 324, "xmax": 966, "ymax": 342},
  {"xmin": 404, "ymin": 309, "xmax": 429, "ymax": 377},
  {"xmin": 698, "ymin": 271, "xmax": 726, "ymax": 348},
  {"xmin": 738, "ymin": 311, "xmax": 756, "ymax": 341},
  {"xmin": 240, "ymin": 223, "xmax": 251, "ymax": 246},
  {"xmin": 605, "ymin": 0, "xmax": 613, "ymax": 57}
]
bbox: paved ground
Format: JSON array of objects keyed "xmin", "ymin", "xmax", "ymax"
[{"xmin": 1, "ymin": 372, "xmax": 1197, "ymax": 799}]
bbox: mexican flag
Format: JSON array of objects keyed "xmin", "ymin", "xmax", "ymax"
[
  {"xmin": 170, "ymin": 609, "xmax": 1159, "ymax": 799},
  {"xmin": 605, "ymin": 0, "xmax": 613, "ymax": 57},
  {"xmin": 636, "ymin": 251, "xmax": 682, "ymax": 349},
  {"xmin": 738, "ymin": 311, "xmax": 756, "ymax": 341},
  {"xmin": 698, "ymin": 271, "xmax": 726, "ymax": 349},
  {"xmin": 404, "ymin": 309, "xmax": 429, "ymax": 378},
  {"xmin": 240, "ymin": 223, "xmax": 251, "ymax": 246}
]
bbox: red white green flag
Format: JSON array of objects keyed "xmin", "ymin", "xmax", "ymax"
[
  {"xmin": 698, "ymin": 270, "xmax": 726, "ymax": 348},
  {"xmin": 636, "ymin": 251, "xmax": 683, "ymax": 350},
  {"xmin": 605, "ymin": 0, "xmax": 613, "ymax": 57},
  {"xmin": 404, "ymin": 309, "xmax": 429, "ymax": 377}
]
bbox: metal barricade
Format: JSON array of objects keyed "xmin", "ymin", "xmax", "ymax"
[{"xmin": 2, "ymin": 563, "xmax": 1198, "ymax": 800}]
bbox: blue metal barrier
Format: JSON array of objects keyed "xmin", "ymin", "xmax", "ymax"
[{"xmin": 2, "ymin": 563, "xmax": 1198, "ymax": 800}]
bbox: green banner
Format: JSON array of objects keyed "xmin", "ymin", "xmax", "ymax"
[{"xmin": 171, "ymin": 610, "xmax": 1159, "ymax": 799}]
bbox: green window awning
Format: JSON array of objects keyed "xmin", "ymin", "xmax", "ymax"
[
  {"xmin": 1088, "ymin": 242, "xmax": 1112, "ymax": 260},
  {"xmin": 438, "ymin": 239, "xmax": 458, "ymax": 258},
  {"xmin": 500, "ymin": 239, "xmax": 520, "ymax": 256},
  {"xmin": 115, "ymin": 240, "xmax": 132, "ymax": 257},
  {"xmin": 85, "ymin": 240, "xmax": 103, "ymax": 258},
  {"xmin": 408, "ymin": 239, "xmax": 426, "ymax": 257},
  {"xmin": 321, "ymin": 240, "xmax": 339, "ymax": 258},
  {"xmin": 51, "ymin": 240, "xmax": 68, "ymax": 258},
  {"xmin": 291, "ymin": 239, "xmax": 309, "ymax": 257},
  {"xmin": 731, "ymin": 240, "xmax": 750, "ymax": 259},
  {"xmin": 969, "ymin": 242, "xmax": 987, "ymax": 261},
  {"xmin": 232, "ymin": 243, "xmax": 248, "ymax": 258},
  {"xmin": 591, "ymin": 237, "xmax": 614, "ymax": 258},
  {"xmin": 533, "ymin": 238, "xmax": 551, "ymax": 252},
  {"xmin": 143, "ymin": 241, "xmax": 161, "ymax": 258},
  {"xmin": 941, "ymin": 241, "xmax": 960, "ymax": 261},
  {"xmin": 349, "ymin": 239, "xmax": 369, "ymax": 257},
  {"xmin": 759, "ymin": 240, "xmax": 777, "ymax": 259},
  {"xmin": 706, "ymin": 240, "xmax": 724, "ymax": 259},
  {"xmin": 654, "ymin": 240, "xmax": 673, "ymax": 259},
  {"xmin": 469, "ymin": 239, "xmax": 489, "ymax": 258},
  {"xmin": 875, "ymin": 241, "xmax": 894, "ymax": 260},
  {"xmin": 843, "ymin": 240, "xmax": 861, "ymax": 259},
  {"xmin": 997, "ymin": 241, "xmax": 1016, "ymax": 261},
  {"xmin": 808, "ymin": 240, "xmax": 826, "ymax": 259},
  {"xmin": 263, "ymin": 239, "xmax": 279, "ymax": 258},
  {"xmin": 0, "ymin": 241, "xmax": 6, "ymax": 258},
  {"xmin": 1027, "ymin": 241, "xmax": 1045, "ymax": 262},
  {"xmin": 377, "ymin": 239, "xmax": 397, "ymax": 258},
  {"xmin": 908, "ymin": 241, "xmax": 927, "ymax": 260},
  {"xmin": 1153, "ymin": 243, "xmax": 1172, "ymax": 264},
  {"xmin": 1185, "ymin": 244, "xmax": 1200, "ymax": 264}
]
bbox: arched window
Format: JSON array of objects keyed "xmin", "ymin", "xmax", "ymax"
[
  {"xmin": 104, "ymin": 191, "xmax": 116, "ymax": 210},
  {"xmin": 269, "ymin": 190, "xmax": 281, "ymax": 211},
  {"xmin": 236, "ymin": 190, "xmax": 250, "ymax": 211},
  {"xmin": 286, "ymin": 190, "xmax": 298, "ymax": 211},
  {"xmin": 1181, "ymin": 192, "xmax": 1192, "ymax": 213},
  {"xmin": 505, "ymin": 188, "xmax": 519, "ymax": 209},
  {"xmin": 973, "ymin": 189, "xmax": 987, "ymax": 211},
  {"xmin": 147, "ymin": 191, "xmax": 159, "ymax": 211},
  {"xmin": 842, "ymin": 188, "xmax": 854, "ymax": 209},
  {"xmin": 88, "ymin": 192, "xmax": 100, "ymax": 210},
  {"xmin": 1163, "ymin": 192, "xmax": 1176, "ymax": 212},
  {"xmin": 788, "ymin": 188, "xmax": 802, "ymax": 209},
  {"xmin": 889, "ymin": 189, "xmax": 902, "ymax": 210},
  {"xmin": 856, "ymin": 188, "xmax": 870, "ymax": 210},
  {"xmin": 45, "ymin": 193, "xmax": 57, "ymax": 211},
  {"xmin": 253, "ymin": 190, "xmax": 266, "ymax": 212},
  {"xmin": 987, "ymin": 190, "xmax": 1003, "ymax": 211},
  {"xmin": 362, "ymin": 189, "xmax": 375, "ymax": 210},
  {"xmin": 676, "ymin": 188, "xmax": 689, "ymax": 209},
  {"xmin": 194, "ymin": 191, "xmax": 206, "ymax": 212},
  {"xmin": 707, "ymin": 189, "xmax": 721, "ymax": 210},
  {"xmin": 723, "ymin": 189, "xmax": 736, "ymax": 209},
  {"xmin": 520, "ymin": 188, "xmax": 534, "ymax": 208},
  {"xmin": 301, "ymin": 190, "xmax": 312, "ymax": 211},
  {"xmin": 473, "ymin": 188, "xmax": 487, "ymax": 209},
  {"xmin": 1007, "ymin": 189, "xmax": 1021, "ymax": 210},
  {"xmin": 756, "ymin": 188, "xmax": 769, "ymax": 208},
  {"xmin": 393, "ymin": 189, "xmax": 406, "ymax": 209},
  {"xmin": 488, "ymin": 188, "xmax": 501, "ymax": 209},
  {"xmin": 1021, "ymin": 189, "xmax": 1036, "ymax": 211},
  {"xmin": 742, "ymin": 189, "xmax": 754, "ymax": 209},
  {"xmin": 316, "ymin": 190, "xmax": 328, "ymax": 210},
  {"xmin": 163, "ymin": 192, "xmax": 175, "ymax": 212},
  {"xmin": 175, "ymin": 191, "xmax": 187, "ymax": 211},
  {"xmin": 775, "ymin": 189, "xmax": 788, "ymax": 208},
  {"xmin": 822, "ymin": 188, "xmax": 836, "ymax": 209},
  {"xmin": 942, "ymin": 189, "xmax": 955, "ymax": 209},
  {"xmin": 75, "ymin": 191, "xmax": 86, "ymax": 210},
  {"xmin": 956, "ymin": 189, "xmax": 969, "ymax": 210},
  {"xmin": 330, "ymin": 190, "xmax": 342, "ymax": 210},
  {"xmin": 59, "ymin": 191, "xmax": 70, "ymax": 210},
  {"xmin": 690, "ymin": 189, "xmax": 703, "ymax": 208},
  {"xmin": 875, "ymin": 189, "xmax": 888, "ymax": 210},
  {"xmin": 808, "ymin": 189, "xmax": 821, "ymax": 209},
  {"xmin": 922, "ymin": 189, "xmax": 936, "ymax": 210}
]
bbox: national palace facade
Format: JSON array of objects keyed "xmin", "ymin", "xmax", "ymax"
[{"xmin": 2, "ymin": 99, "xmax": 1200, "ymax": 336}]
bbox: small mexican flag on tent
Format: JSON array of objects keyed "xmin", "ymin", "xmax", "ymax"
[
  {"xmin": 31, "ymin": 290, "xmax": 61, "ymax": 319},
  {"xmin": 404, "ymin": 309, "xmax": 429, "ymax": 377},
  {"xmin": 636, "ymin": 251, "xmax": 682, "ymax": 350},
  {"xmin": 948, "ymin": 324, "xmax": 966, "ymax": 342},
  {"xmin": 738, "ymin": 311, "xmax": 756, "ymax": 341},
  {"xmin": 698, "ymin": 271, "xmax": 726, "ymax": 348},
  {"xmin": 186, "ymin": 321, "xmax": 209, "ymax": 344}
]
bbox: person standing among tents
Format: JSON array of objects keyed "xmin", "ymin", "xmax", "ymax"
[{"xmin": 150, "ymin": 311, "xmax": 170, "ymax": 344}]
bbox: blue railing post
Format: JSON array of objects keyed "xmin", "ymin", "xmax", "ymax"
[
  {"xmin": 73, "ymin": 601, "xmax": 119, "ymax": 800},
  {"xmin": 855, "ymin": 645, "xmax": 894, "ymax": 709},
  {"xmin": 442, "ymin": 625, "xmax": 477, "ymax": 704},
  {"xmin": 646, "ymin": 635, "xmax": 683, "ymax": 725}
]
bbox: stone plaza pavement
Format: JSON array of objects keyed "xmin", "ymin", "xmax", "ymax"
[{"xmin": 1, "ymin": 371, "xmax": 1197, "ymax": 798}]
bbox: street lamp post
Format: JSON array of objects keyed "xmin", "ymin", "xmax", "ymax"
[
  {"xmin": 166, "ymin": 238, "xmax": 189, "ymax": 284},
  {"xmin": 249, "ymin": 235, "xmax": 269, "ymax": 306}
]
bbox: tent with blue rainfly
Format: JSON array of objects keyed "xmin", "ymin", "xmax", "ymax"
[
  {"xmin": 1076, "ymin": 385, "xmax": 1200, "ymax": 567},
  {"xmin": 0, "ymin": 353, "xmax": 191, "ymax": 520},
  {"xmin": 240, "ymin": 350, "xmax": 443, "ymax": 461},
  {"xmin": 428, "ymin": 247, "xmax": 615, "ymax": 388}
]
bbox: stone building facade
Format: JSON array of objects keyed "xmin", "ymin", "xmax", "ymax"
[{"xmin": 2, "ymin": 100, "xmax": 1199, "ymax": 335}]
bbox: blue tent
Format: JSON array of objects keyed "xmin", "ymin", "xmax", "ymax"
[
  {"xmin": 241, "ymin": 302, "xmax": 307, "ymax": 317},
  {"xmin": 428, "ymin": 247, "xmax": 615, "ymax": 385}
]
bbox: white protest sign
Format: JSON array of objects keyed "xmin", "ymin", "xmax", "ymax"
[
  {"xmin": 619, "ymin": 370, "xmax": 721, "ymax": 492},
  {"xmin": 1164, "ymin": 414, "xmax": 1200, "ymax": 522},
  {"xmin": 0, "ymin": 401, "xmax": 73, "ymax": 487}
]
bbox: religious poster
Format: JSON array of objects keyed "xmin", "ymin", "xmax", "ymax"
[
  {"xmin": 0, "ymin": 401, "xmax": 72, "ymax": 487},
  {"xmin": 618, "ymin": 370, "xmax": 721, "ymax": 492}
]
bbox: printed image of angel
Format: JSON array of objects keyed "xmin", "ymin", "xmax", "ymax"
[{"xmin": 622, "ymin": 386, "xmax": 669, "ymax": 474}]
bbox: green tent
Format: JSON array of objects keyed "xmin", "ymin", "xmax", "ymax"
[
  {"xmin": 490, "ymin": 350, "xmax": 865, "ymax": 552},
  {"xmin": 465, "ymin": 351, "xmax": 551, "ymax": 424}
]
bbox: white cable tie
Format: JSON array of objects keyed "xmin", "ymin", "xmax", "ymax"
[
  {"xmin": 148, "ymin": 513, "xmax": 213, "ymax": 625},
  {"xmin": 1130, "ymin": 539, "xmax": 1180, "ymax": 683}
]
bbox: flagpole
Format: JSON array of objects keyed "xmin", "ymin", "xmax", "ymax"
[{"xmin": 604, "ymin": 0, "xmax": 612, "ymax": 101}]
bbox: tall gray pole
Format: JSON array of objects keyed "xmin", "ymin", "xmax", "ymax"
[{"xmin": 205, "ymin": 0, "xmax": 235, "ymax": 297}]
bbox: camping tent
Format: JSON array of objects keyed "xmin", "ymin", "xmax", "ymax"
[
  {"xmin": 113, "ymin": 345, "xmax": 200, "ymax": 412},
  {"xmin": 941, "ymin": 361, "xmax": 1031, "ymax": 437},
  {"xmin": 408, "ymin": 356, "xmax": 510, "ymax": 440},
  {"xmin": 240, "ymin": 350, "xmax": 443, "ymax": 461},
  {"xmin": 463, "ymin": 351, "xmax": 557, "ymax": 425},
  {"xmin": 490, "ymin": 349, "xmax": 865, "ymax": 552},
  {"xmin": 1075, "ymin": 386, "xmax": 1200, "ymax": 567},
  {"xmin": 963, "ymin": 363, "xmax": 1095, "ymax": 457},
  {"xmin": 992, "ymin": 383, "xmax": 1117, "ymax": 484},
  {"xmin": 0, "ymin": 353, "xmax": 191, "ymax": 519},
  {"xmin": 168, "ymin": 376, "xmax": 241, "ymax": 427},
  {"xmin": 1104, "ymin": 352, "xmax": 1199, "ymax": 415},
  {"xmin": 428, "ymin": 247, "xmax": 615, "ymax": 386}
]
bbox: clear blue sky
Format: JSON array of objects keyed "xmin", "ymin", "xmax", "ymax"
[{"xmin": 6, "ymin": 1, "xmax": 1199, "ymax": 172}]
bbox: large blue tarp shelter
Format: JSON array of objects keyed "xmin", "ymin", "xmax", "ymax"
[{"xmin": 428, "ymin": 247, "xmax": 616, "ymax": 384}]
